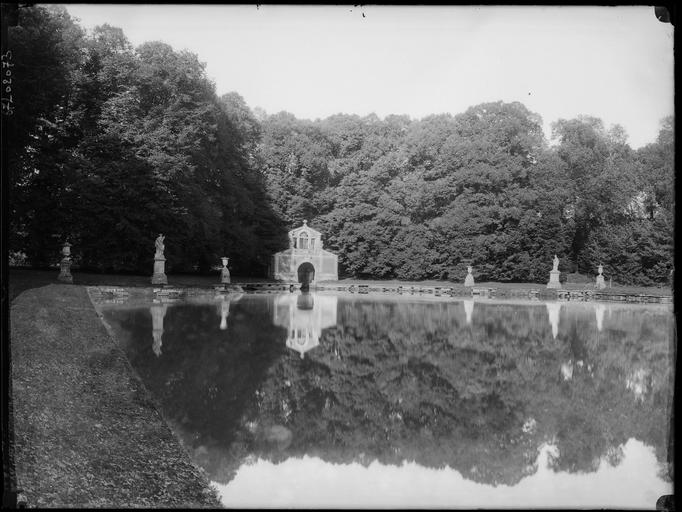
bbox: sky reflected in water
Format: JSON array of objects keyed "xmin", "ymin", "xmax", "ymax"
[
  {"xmin": 215, "ymin": 439, "xmax": 666, "ymax": 509},
  {"xmin": 97, "ymin": 292, "xmax": 674, "ymax": 509}
]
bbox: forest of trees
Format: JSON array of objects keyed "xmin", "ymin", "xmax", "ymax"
[{"xmin": 7, "ymin": 6, "xmax": 674, "ymax": 285}]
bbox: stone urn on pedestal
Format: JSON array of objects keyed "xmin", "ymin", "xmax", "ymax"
[
  {"xmin": 595, "ymin": 264, "xmax": 606, "ymax": 290},
  {"xmin": 58, "ymin": 242, "xmax": 73, "ymax": 283},
  {"xmin": 464, "ymin": 265, "xmax": 475, "ymax": 287},
  {"xmin": 220, "ymin": 257, "xmax": 231, "ymax": 284},
  {"xmin": 546, "ymin": 255, "xmax": 562, "ymax": 289},
  {"xmin": 151, "ymin": 234, "xmax": 168, "ymax": 285}
]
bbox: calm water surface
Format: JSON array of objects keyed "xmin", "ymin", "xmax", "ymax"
[{"xmin": 99, "ymin": 292, "xmax": 674, "ymax": 509}]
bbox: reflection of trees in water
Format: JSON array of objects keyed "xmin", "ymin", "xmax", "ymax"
[
  {"xmin": 230, "ymin": 301, "xmax": 671, "ymax": 486},
  {"xmin": 103, "ymin": 298, "xmax": 290, "ymax": 485},
  {"xmin": 103, "ymin": 299, "xmax": 673, "ymax": 487},
  {"xmin": 553, "ymin": 412, "xmax": 605, "ymax": 473}
]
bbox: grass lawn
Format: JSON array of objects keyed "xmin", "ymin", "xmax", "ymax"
[{"xmin": 10, "ymin": 282, "xmax": 222, "ymax": 507}]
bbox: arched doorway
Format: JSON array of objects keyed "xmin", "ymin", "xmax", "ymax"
[{"xmin": 297, "ymin": 262, "xmax": 315, "ymax": 287}]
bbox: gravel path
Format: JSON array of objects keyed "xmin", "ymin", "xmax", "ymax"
[{"xmin": 10, "ymin": 284, "xmax": 222, "ymax": 508}]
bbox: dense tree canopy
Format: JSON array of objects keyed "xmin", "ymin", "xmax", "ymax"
[
  {"xmin": 8, "ymin": 6, "xmax": 286, "ymax": 275},
  {"xmin": 8, "ymin": 6, "xmax": 673, "ymax": 284},
  {"xmin": 258, "ymin": 105, "xmax": 672, "ymax": 284}
]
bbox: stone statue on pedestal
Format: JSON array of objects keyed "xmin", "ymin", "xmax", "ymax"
[
  {"xmin": 547, "ymin": 254, "xmax": 562, "ymax": 289},
  {"xmin": 464, "ymin": 265, "xmax": 475, "ymax": 287},
  {"xmin": 154, "ymin": 234, "xmax": 165, "ymax": 258},
  {"xmin": 151, "ymin": 233, "xmax": 168, "ymax": 285},
  {"xmin": 58, "ymin": 241, "xmax": 73, "ymax": 283},
  {"xmin": 595, "ymin": 264, "xmax": 606, "ymax": 290}
]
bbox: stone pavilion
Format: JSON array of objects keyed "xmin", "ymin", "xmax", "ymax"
[{"xmin": 270, "ymin": 220, "xmax": 338, "ymax": 284}]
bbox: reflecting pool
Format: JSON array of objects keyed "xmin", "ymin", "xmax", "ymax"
[{"xmin": 97, "ymin": 292, "xmax": 674, "ymax": 509}]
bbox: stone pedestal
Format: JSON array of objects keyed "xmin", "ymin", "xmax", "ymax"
[
  {"xmin": 151, "ymin": 257, "xmax": 167, "ymax": 285},
  {"xmin": 547, "ymin": 270, "xmax": 561, "ymax": 289},
  {"xmin": 595, "ymin": 275, "xmax": 606, "ymax": 290},
  {"xmin": 221, "ymin": 267, "xmax": 231, "ymax": 284},
  {"xmin": 58, "ymin": 257, "xmax": 73, "ymax": 283}
]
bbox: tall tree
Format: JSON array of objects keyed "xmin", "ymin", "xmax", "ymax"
[{"xmin": 8, "ymin": 5, "xmax": 86, "ymax": 265}]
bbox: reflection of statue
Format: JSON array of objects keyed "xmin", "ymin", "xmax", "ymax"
[
  {"xmin": 217, "ymin": 293, "xmax": 242, "ymax": 330},
  {"xmin": 552, "ymin": 255, "xmax": 559, "ymax": 272},
  {"xmin": 546, "ymin": 302, "xmax": 561, "ymax": 339},
  {"xmin": 155, "ymin": 234, "xmax": 165, "ymax": 258},
  {"xmin": 150, "ymin": 303, "xmax": 167, "ymax": 357},
  {"xmin": 152, "ymin": 331, "xmax": 163, "ymax": 357},
  {"xmin": 219, "ymin": 298, "xmax": 230, "ymax": 330},
  {"xmin": 463, "ymin": 299, "xmax": 474, "ymax": 324},
  {"xmin": 595, "ymin": 303, "xmax": 605, "ymax": 332}
]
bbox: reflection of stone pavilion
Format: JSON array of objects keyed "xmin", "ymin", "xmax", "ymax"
[
  {"xmin": 270, "ymin": 221, "xmax": 338, "ymax": 284},
  {"xmin": 273, "ymin": 293, "xmax": 338, "ymax": 358}
]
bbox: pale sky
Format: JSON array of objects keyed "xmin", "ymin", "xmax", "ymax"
[{"xmin": 62, "ymin": 4, "xmax": 674, "ymax": 149}]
